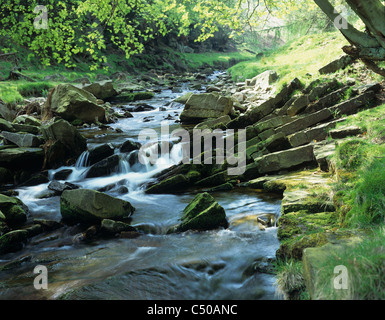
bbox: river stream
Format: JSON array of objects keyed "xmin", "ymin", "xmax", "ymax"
[{"xmin": 0, "ymin": 71, "xmax": 282, "ymax": 300}]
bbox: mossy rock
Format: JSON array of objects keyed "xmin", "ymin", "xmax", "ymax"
[
  {"xmin": 145, "ymin": 174, "xmax": 189, "ymax": 194},
  {"xmin": 276, "ymin": 232, "xmax": 329, "ymax": 261},
  {"xmin": 176, "ymin": 192, "xmax": 228, "ymax": 232},
  {"xmin": 0, "ymin": 230, "xmax": 28, "ymax": 255},
  {"xmin": 277, "ymin": 210, "xmax": 338, "ymax": 240},
  {"xmin": 195, "ymin": 171, "xmax": 229, "ymax": 187},
  {"xmin": 0, "ymin": 194, "xmax": 28, "ymax": 228}
]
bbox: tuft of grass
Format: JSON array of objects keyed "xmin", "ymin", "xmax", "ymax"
[
  {"xmin": 274, "ymin": 259, "xmax": 308, "ymax": 300},
  {"xmin": 314, "ymin": 227, "xmax": 385, "ymax": 300}
]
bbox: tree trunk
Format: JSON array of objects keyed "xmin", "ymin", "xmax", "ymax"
[{"xmin": 314, "ymin": 0, "xmax": 385, "ymax": 76}]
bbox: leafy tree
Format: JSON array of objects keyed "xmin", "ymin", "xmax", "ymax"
[{"xmin": 1, "ymin": 0, "xmax": 385, "ymax": 76}]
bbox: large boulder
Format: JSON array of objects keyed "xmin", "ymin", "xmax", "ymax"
[
  {"xmin": 50, "ymin": 84, "xmax": 106, "ymax": 123},
  {"xmin": 82, "ymin": 80, "xmax": 118, "ymax": 100},
  {"xmin": 60, "ymin": 189, "xmax": 135, "ymax": 225},
  {"xmin": 175, "ymin": 192, "xmax": 228, "ymax": 232},
  {"xmin": 0, "ymin": 194, "xmax": 28, "ymax": 228},
  {"xmin": 41, "ymin": 118, "xmax": 87, "ymax": 160},
  {"xmin": 180, "ymin": 93, "xmax": 233, "ymax": 123}
]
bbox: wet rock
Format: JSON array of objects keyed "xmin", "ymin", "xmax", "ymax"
[
  {"xmin": 82, "ymin": 80, "xmax": 118, "ymax": 100},
  {"xmin": 49, "ymin": 83, "xmax": 106, "ymax": 123},
  {"xmin": 53, "ymin": 169, "xmax": 73, "ymax": 180},
  {"xmin": 0, "ymin": 230, "xmax": 28, "ymax": 255},
  {"xmin": 101, "ymin": 219, "xmax": 136, "ymax": 234},
  {"xmin": 88, "ymin": 144, "xmax": 114, "ymax": 166},
  {"xmin": 48, "ymin": 180, "xmax": 79, "ymax": 195},
  {"xmin": 60, "ymin": 189, "xmax": 135, "ymax": 225},
  {"xmin": 1, "ymin": 131, "xmax": 43, "ymax": 148},
  {"xmin": 175, "ymin": 192, "xmax": 228, "ymax": 232},
  {"xmin": 12, "ymin": 123, "xmax": 41, "ymax": 135},
  {"xmin": 180, "ymin": 93, "xmax": 233, "ymax": 123},
  {"xmin": 85, "ymin": 154, "xmax": 120, "ymax": 178},
  {"xmin": 41, "ymin": 118, "xmax": 87, "ymax": 160},
  {"xmin": 18, "ymin": 173, "xmax": 49, "ymax": 187}
]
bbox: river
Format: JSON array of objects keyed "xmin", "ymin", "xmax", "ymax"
[{"xmin": 0, "ymin": 71, "xmax": 282, "ymax": 300}]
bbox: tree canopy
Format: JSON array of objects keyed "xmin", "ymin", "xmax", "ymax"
[{"xmin": 1, "ymin": 0, "xmax": 385, "ymax": 75}]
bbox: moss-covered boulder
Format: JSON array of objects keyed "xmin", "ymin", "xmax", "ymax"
[
  {"xmin": 60, "ymin": 189, "xmax": 135, "ymax": 225},
  {"xmin": 176, "ymin": 192, "xmax": 228, "ymax": 232},
  {"xmin": 50, "ymin": 83, "xmax": 106, "ymax": 123},
  {"xmin": 0, "ymin": 230, "xmax": 28, "ymax": 255},
  {"xmin": 0, "ymin": 194, "xmax": 28, "ymax": 228}
]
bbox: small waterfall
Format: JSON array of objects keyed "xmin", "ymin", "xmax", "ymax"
[{"xmin": 75, "ymin": 151, "xmax": 90, "ymax": 168}]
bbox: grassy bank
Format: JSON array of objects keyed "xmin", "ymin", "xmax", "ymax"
[{"xmin": 228, "ymin": 31, "xmax": 384, "ymax": 90}]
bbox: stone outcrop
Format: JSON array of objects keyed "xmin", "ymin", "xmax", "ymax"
[{"xmin": 180, "ymin": 93, "xmax": 233, "ymax": 123}]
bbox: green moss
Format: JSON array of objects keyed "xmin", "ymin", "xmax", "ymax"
[
  {"xmin": 277, "ymin": 232, "xmax": 328, "ymax": 261},
  {"xmin": 178, "ymin": 193, "xmax": 228, "ymax": 232}
]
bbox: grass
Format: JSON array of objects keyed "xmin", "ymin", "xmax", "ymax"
[
  {"xmin": 314, "ymin": 227, "xmax": 385, "ymax": 300},
  {"xmin": 228, "ymin": 31, "xmax": 349, "ymax": 87},
  {"xmin": 182, "ymin": 50, "xmax": 255, "ymax": 69},
  {"xmin": 274, "ymin": 259, "xmax": 309, "ymax": 300},
  {"xmin": 331, "ymin": 103, "xmax": 385, "ymax": 227}
]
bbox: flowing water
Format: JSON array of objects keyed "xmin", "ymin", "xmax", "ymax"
[{"xmin": 0, "ymin": 72, "xmax": 282, "ymax": 300}]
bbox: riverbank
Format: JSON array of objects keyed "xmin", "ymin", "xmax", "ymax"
[{"xmin": 1, "ymin": 31, "xmax": 385, "ymax": 300}]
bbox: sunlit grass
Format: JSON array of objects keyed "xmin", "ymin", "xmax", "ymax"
[
  {"xmin": 183, "ymin": 50, "xmax": 255, "ymax": 68},
  {"xmin": 228, "ymin": 31, "xmax": 349, "ymax": 87}
]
